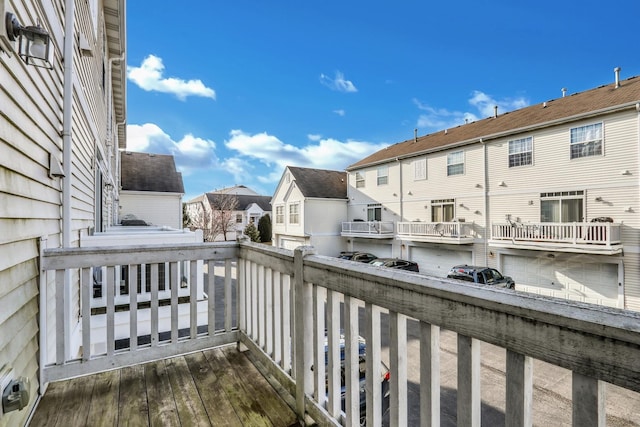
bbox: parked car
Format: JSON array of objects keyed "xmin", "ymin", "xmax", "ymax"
[
  {"xmin": 368, "ymin": 258, "xmax": 419, "ymax": 272},
  {"xmin": 321, "ymin": 333, "xmax": 390, "ymax": 426},
  {"xmin": 446, "ymin": 265, "xmax": 515, "ymax": 289},
  {"xmin": 338, "ymin": 251, "xmax": 378, "ymax": 263}
]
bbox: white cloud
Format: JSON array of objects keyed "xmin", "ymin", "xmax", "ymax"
[
  {"xmin": 126, "ymin": 123, "xmax": 217, "ymax": 174},
  {"xmin": 414, "ymin": 91, "xmax": 529, "ymax": 131},
  {"xmin": 224, "ymin": 129, "xmax": 386, "ymax": 183},
  {"xmin": 320, "ymin": 71, "xmax": 358, "ymax": 93},
  {"xmin": 333, "ymin": 109, "xmax": 346, "ymax": 116},
  {"xmin": 307, "ymin": 134, "xmax": 322, "ymax": 142},
  {"xmin": 127, "ymin": 55, "xmax": 216, "ymax": 101}
]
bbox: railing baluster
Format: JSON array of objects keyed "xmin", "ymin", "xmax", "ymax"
[
  {"xmin": 55, "ymin": 269, "xmax": 66, "ymax": 364},
  {"xmin": 344, "ymin": 295, "xmax": 360, "ymax": 427},
  {"xmin": 258, "ymin": 263, "xmax": 265, "ymax": 349},
  {"xmin": 251, "ymin": 261, "xmax": 258, "ymax": 341},
  {"xmin": 506, "ymin": 350, "xmax": 533, "ymax": 427},
  {"xmin": 281, "ymin": 273, "xmax": 291, "ymax": 373},
  {"xmin": 106, "ymin": 266, "xmax": 115, "ymax": 356},
  {"xmin": 457, "ymin": 334, "xmax": 481, "ymax": 427},
  {"xmin": 326, "ymin": 289, "xmax": 341, "ymax": 418},
  {"xmin": 150, "ymin": 263, "xmax": 159, "ymax": 346},
  {"xmin": 272, "ymin": 270, "xmax": 282, "ymax": 364},
  {"xmin": 129, "ymin": 265, "xmax": 137, "ymax": 351},
  {"xmin": 313, "ymin": 284, "xmax": 325, "ymax": 403},
  {"xmin": 189, "ymin": 260, "xmax": 198, "ymax": 339},
  {"xmin": 81, "ymin": 268, "xmax": 91, "ymax": 362},
  {"xmin": 572, "ymin": 373, "xmax": 605, "ymax": 427},
  {"xmin": 238, "ymin": 258, "xmax": 246, "ymax": 334},
  {"xmin": 171, "ymin": 261, "xmax": 179, "ymax": 342},
  {"xmin": 389, "ymin": 311, "xmax": 407, "ymax": 427},
  {"xmin": 265, "ymin": 267, "xmax": 273, "ymax": 356},
  {"xmin": 365, "ymin": 303, "xmax": 382, "ymax": 427},
  {"xmin": 420, "ymin": 322, "xmax": 440, "ymax": 427},
  {"xmin": 225, "ymin": 259, "xmax": 233, "ymax": 332},
  {"xmin": 207, "ymin": 260, "xmax": 215, "ymax": 336}
]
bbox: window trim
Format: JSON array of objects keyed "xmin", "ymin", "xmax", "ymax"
[
  {"xmin": 377, "ymin": 166, "xmax": 389, "ymax": 186},
  {"xmin": 447, "ymin": 150, "xmax": 464, "ymax": 176},
  {"xmin": 288, "ymin": 203, "xmax": 300, "ymax": 224},
  {"xmin": 367, "ymin": 203, "xmax": 382, "ymax": 221},
  {"xmin": 275, "ymin": 205, "xmax": 285, "ymax": 224},
  {"xmin": 508, "ymin": 136, "xmax": 533, "ymax": 167},
  {"xmin": 430, "ymin": 199, "xmax": 455, "ymax": 222},
  {"xmin": 570, "ymin": 122, "xmax": 603, "ymax": 160},
  {"xmin": 355, "ymin": 172, "xmax": 365, "ymax": 188},
  {"xmin": 414, "ymin": 158, "xmax": 427, "ymax": 181}
]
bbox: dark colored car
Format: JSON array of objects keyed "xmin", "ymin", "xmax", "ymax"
[
  {"xmin": 369, "ymin": 258, "xmax": 419, "ymax": 272},
  {"xmin": 338, "ymin": 251, "xmax": 378, "ymax": 263},
  {"xmin": 322, "ymin": 334, "xmax": 390, "ymax": 426},
  {"xmin": 446, "ymin": 265, "xmax": 515, "ymax": 289}
]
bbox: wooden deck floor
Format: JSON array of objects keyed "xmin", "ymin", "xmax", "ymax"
[{"xmin": 29, "ymin": 345, "xmax": 301, "ymax": 427}]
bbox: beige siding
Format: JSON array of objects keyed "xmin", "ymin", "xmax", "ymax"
[
  {"xmin": 1, "ymin": 0, "xmax": 122, "ymax": 424},
  {"xmin": 120, "ymin": 192, "xmax": 183, "ymax": 229}
]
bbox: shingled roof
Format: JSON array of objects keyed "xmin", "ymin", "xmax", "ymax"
[
  {"xmin": 288, "ymin": 166, "xmax": 347, "ymax": 199},
  {"xmin": 205, "ymin": 193, "xmax": 272, "ymax": 211},
  {"xmin": 348, "ymin": 75, "xmax": 640, "ymax": 170},
  {"xmin": 120, "ymin": 152, "xmax": 184, "ymax": 193}
]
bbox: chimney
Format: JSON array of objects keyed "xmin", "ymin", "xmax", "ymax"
[
  {"xmin": 493, "ymin": 105, "xmax": 498, "ymax": 118},
  {"xmin": 561, "ymin": 87, "xmax": 567, "ymax": 97},
  {"xmin": 414, "ymin": 128, "xmax": 417, "ymax": 143},
  {"xmin": 614, "ymin": 67, "xmax": 621, "ymax": 88}
]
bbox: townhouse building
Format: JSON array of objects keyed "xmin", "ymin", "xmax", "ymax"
[
  {"xmin": 343, "ymin": 71, "xmax": 639, "ymax": 310},
  {"xmin": 271, "ymin": 166, "xmax": 347, "ymax": 255}
]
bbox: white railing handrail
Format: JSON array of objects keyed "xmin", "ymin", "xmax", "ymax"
[
  {"xmin": 396, "ymin": 221, "xmax": 473, "ymax": 237},
  {"xmin": 491, "ymin": 221, "xmax": 621, "ymax": 245},
  {"xmin": 341, "ymin": 220, "xmax": 395, "ymax": 234}
]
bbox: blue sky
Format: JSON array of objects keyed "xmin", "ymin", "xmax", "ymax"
[{"xmin": 125, "ymin": 1, "xmax": 640, "ymax": 200}]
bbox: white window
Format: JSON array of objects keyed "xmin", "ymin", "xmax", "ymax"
[
  {"xmin": 540, "ymin": 191, "xmax": 584, "ymax": 222},
  {"xmin": 367, "ymin": 203, "xmax": 382, "ymax": 221},
  {"xmin": 431, "ymin": 199, "xmax": 455, "ymax": 222},
  {"xmin": 570, "ymin": 123, "xmax": 602, "ymax": 159},
  {"xmin": 355, "ymin": 172, "xmax": 365, "ymax": 188},
  {"xmin": 236, "ymin": 214, "xmax": 243, "ymax": 223},
  {"xmin": 289, "ymin": 203, "xmax": 299, "ymax": 224},
  {"xmin": 414, "ymin": 158, "xmax": 427, "ymax": 180},
  {"xmin": 275, "ymin": 206, "xmax": 284, "ymax": 224},
  {"xmin": 509, "ymin": 137, "xmax": 533, "ymax": 167},
  {"xmin": 447, "ymin": 151, "xmax": 464, "ymax": 176},
  {"xmin": 377, "ymin": 166, "xmax": 388, "ymax": 185}
]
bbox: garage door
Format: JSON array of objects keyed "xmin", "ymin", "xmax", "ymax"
[
  {"xmin": 280, "ymin": 238, "xmax": 306, "ymax": 251},
  {"xmin": 409, "ymin": 247, "xmax": 472, "ymax": 278},
  {"xmin": 353, "ymin": 242, "xmax": 393, "ymax": 259},
  {"xmin": 503, "ymin": 255, "xmax": 619, "ymax": 307}
]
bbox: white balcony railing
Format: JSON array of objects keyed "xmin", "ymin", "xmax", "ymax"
[
  {"xmin": 396, "ymin": 221, "xmax": 474, "ymax": 243},
  {"xmin": 491, "ymin": 221, "xmax": 623, "ymax": 254},
  {"xmin": 40, "ymin": 239, "xmax": 640, "ymax": 426},
  {"xmin": 341, "ymin": 221, "xmax": 394, "ymax": 237}
]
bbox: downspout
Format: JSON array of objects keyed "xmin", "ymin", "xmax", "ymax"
[
  {"xmin": 396, "ymin": 157, "xmax": 403, "ymax": 258},
  {"xmin": 62, "ymin": 0, "xmax": 74, "ymax": 248},
  {"xmin": 107, "ymin": 54, "xmax": 125, "ymax": 225},
  {"xmin": 481, "ymin": 138, "xmax": 489, "ymax": 266}
]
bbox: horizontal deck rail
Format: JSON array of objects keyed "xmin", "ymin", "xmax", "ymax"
[
  {"xmin": 396, "ymin": 221, "xmax": 474, "ymax": 243},
  {"xmin": 491, "ymin": 221, "xmax": 621, "ymax": 246},
  {"xmin": 40, "ymin": 239, "xmax": 640, "ymax": 426},
  {"xmin": 341, "ymin": 221, "xmax": 395, "ymax": 236}
]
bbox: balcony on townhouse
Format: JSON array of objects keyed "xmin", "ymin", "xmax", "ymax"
[
  {"xmin": 341, "ymin": 220, "xmax": 395, "ymax": 238},
  {"xmin": 30, "ymin": 239, "xmax": 640, "ymax": 426},
  {"xmin": 396, "ymin": 220, "xmax": 475, "ymax": 244},
  {"xmin": 490, "ymin": 220, "xmax": 623, "ymax": 255}
]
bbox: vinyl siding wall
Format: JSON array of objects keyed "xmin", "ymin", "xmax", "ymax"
[
  {"xmin": 120, "ymin": 192, "xmax": 183, "ymax": 229},
  {"xmin": 0, "ymin": 2, "xmax": 119, "ymax": 425}
]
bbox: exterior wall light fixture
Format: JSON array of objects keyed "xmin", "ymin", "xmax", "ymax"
[{"xmin": 4, "ymin": 12, "xmax": 53, "ymax": 68}]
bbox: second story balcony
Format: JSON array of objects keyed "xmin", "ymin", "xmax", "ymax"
[
  {"xmin": 341, "ymin": 220, "xmax": 395, "ymax": 238},
  {"xmin": 396, "ymin": 221, "xmax": 475, "ymax": 244},
  {"xmin": 31, "ymin": 239, "xmax": 640, "ymax": 426},
  {"xmin": 490, "ymin": 221, "xmax": 623, "ymax": 255}
]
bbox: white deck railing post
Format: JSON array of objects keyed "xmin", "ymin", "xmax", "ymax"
[
  {"xmin": 390, "ymin": 311, "xmax": 408, "ymax": 427},
  {"xmin": 457, "ymin": 334, "xmax": 480, "ymax": 427},
  {"xmin": 420, "ymin": 322, "xmax": 440, "ymax": 427},
  {"xmin": 506, "ymin": 350, "xmax": 533, "ymax": 427},
  {"xmin": 572, "ymin": 373, "xmax": 605, "ymax": 427},
  {"xmin": 293, "ymin": 246, "xmax": 316, "ymax": 420}
]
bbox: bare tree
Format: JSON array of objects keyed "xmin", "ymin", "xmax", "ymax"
[{"xmin": 185, "ymin": 194, "xmax": 240, "ymax": 241}]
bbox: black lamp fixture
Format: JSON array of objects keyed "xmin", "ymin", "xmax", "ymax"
[{"xmin": 5, "ymin": 12, "xmax": 52, "ymax": 68}]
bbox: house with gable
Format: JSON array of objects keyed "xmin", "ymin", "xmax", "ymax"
[
  {"xmin": 185, "ymin": 186, "xmax": 272, "ymax": 241},
  {"xmin": 119, "ymin": 151, "xmax": 185, "ymax": 229},
  {"xmin": 271, "ymin": 166, "xmax": 348, "ymax": 255},
  {"xmin": 343, "ymin": 69, "xmax": 640, "ymax": 310}
]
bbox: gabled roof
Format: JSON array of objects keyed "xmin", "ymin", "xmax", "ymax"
[
  {"xmin": 288, "ymin": 166, "xmax": 347, "ymax": 199},
  {"xmin": 205, "ymin": 193, "xmax": 272, "ymax": 211},
  {"xmin": 348, "ymin": 75, "xmax": 640, "ymax": 170},
  {"xmin": 210, "ymin": 185, "xmax": 260, "ymax": 196},
  {"xmin": 120, "ymin": 152, "xmax": 184, "ymax": 193}
]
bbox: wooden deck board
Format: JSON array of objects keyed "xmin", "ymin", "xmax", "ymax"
[{"xmin": 29, "ymin": 346, "xmax": 300, "ymax": 427}]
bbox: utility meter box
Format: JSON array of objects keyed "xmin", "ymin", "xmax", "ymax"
[{"xmin": 2, "ymin": 376, "xmax": 30, "ymax": 413}]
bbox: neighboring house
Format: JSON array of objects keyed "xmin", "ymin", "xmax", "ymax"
[
  {"xmin": 119, "ymin": 151, "xmax": 185, "ymax": 229},
  {"xmin": 343, "ymin": 69, "xmax": 639, "ymax": 310},
  {"xmin": 271, "ymin": 166, "xmax": 348, "ymax": 255},
  {"xmin": 0, "ymin": 1, "xmax": 125, "ymax": 425},
  {"xmin": 186, "ymin": 187, "xmax": 272, "ymax": 241}
]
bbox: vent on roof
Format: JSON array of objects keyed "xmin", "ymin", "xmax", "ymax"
[
  {"xmin": 493, "ymin": 105, "xmax": 498, "ymax": 118},
  {"xmin": 562, "ymin": 87, "xmax": 567, "ymax": 97},
  {"xmin": 614, "ymin": 66, "xmax": 621, "ymax": 88}
]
